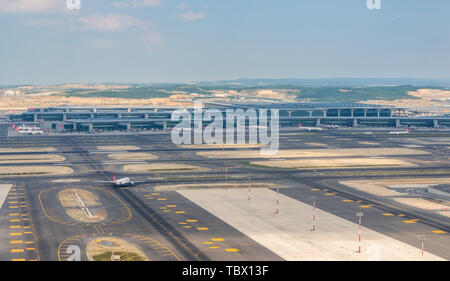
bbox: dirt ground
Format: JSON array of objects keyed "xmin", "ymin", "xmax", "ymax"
[
  {"xmin": 178, "ymin": 144, "xmax": 266, "ymax": 149},
  {"xmin": 197, "ymin": 147, "xmax": 428, "ymax": 159},
  {"xmin": 122, "ymin": 163, "xmax": 208, "ymax": 173},
  {"xmin": 0, "ymin": 166, "xmax": 73, "ymax": 177},
  {"xmin": 0, "ymin": 154, "xmax": 65, "ymax": 163},
  {"xmin": 107, "ymin": 152, "xmax": 158, "ymax": 160},
  {"xmin": 250, "ymin": 158, "xmax": 414, "ymax": 169},
  {"xmin": 97, "ymin": 145, "xmax": 140, "ymax": 151},
  {"xmin": 0, "ymin": 95, "xmax": 192, "ymax": 111},
  {"xmin": 0, "ymin": 147, "xmax": 56, "ymax": 153}
]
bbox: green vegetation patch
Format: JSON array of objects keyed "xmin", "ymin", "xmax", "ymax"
[{"xmin": 93, "ymin": 251, "xmax": 145, "ymax": 261}]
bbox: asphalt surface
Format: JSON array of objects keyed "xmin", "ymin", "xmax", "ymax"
[{"xmin": 0, "ymin": 129, "xmax": 449, "ymax": 261}]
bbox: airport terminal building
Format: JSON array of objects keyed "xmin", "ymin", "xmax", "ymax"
[{"xmin": 5, "ymin": 101, "xmax": 450, "ymax": 134}]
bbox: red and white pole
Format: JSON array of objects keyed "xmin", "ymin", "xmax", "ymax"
[
  {"xmin": 312, "ymin": 200, "xmax": 316, "ymax": 231},
  {"xmin": 421, "ymin": 240, "xmax": 424, "ymax": 256},
  {"xmin": 248, "ymin": 177, "xmax": 251, "ymax": 201},
  {"xmin": 276, "ymin": 187, "xmax": 279, "ymax": 214},
  {"xmin": 356, "ymin": 212, "xmax": 364, "ymax": 254},
  {"xmin": 358, "ymin": 217, "xmax": 362, "ymax": 253}
]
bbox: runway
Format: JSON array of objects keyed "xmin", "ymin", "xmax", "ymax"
[{"xmin": 0, "ymin": 129, "xmax": 448, "ymax": 261}]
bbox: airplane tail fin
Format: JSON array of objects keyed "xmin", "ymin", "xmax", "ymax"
[{"xmin": 112, "ymin": 173, "xmax": 116, "ymax": 182}]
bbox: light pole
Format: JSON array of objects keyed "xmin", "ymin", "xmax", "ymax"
[
  {"xmin": 311, "ymin": 196, "xmax": 317, "ymax": 232},
  {"xmin": 356, "ymin": 212, "xmax": 364, "ymax": 253}
]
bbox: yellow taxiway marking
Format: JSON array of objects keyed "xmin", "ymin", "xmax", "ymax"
[
  {"xmin": 10, "ymin": 233, "xmax": 22, "ymax": 236},
  {"xmin": 359, "ymin": 205, "xmax": 373, "ymax": 208},
  {"xmin": 432, "ymin": 230, "xmax": 447, "ymax": 234},
  {"xmin": 183, "ymin": 226, "xmax": 192, "ymax": 228},
  {"xmin": 203, "ymin": 242, "xmax": 213, "ymax": 245},
  {"xmin": 197, "ymin": 227, "xmax": 208, "ymax": 231},
  {"xmin": 163, "ymin": 210, "xmax": 171, "ymax": 212},
  {"xmin": 398, "ymin": 214, "xmax": 405, "ymax": 217},
  {"xmin": 9, "ymin": 201, "xmax": 19, "ymax": 204},
  {"xmin": 311, "ymin": 189, "xmax": 320, "ymax": 191},
  {"xmin": 23, "ymin": 231, "xmax": 33, "ymax": 234},
  {"xmin": 167, "ymin": 205, "xmax": 176, "ymax": 208},
  {"xmin": 186, "ymin": 219, "xmax": 197, "ymax": 222},
  {"xmin": 25, "ymin": 241, "xmax": 34, "ymax": 244},
  {"xmin": 342, "ymin": 200, "xmax": 353, "ymax": 202},
  {"xmin": 11, "ymin": 259, "xmax": 26, "ymax": 261},
  {"xmin": 9, "ymin": 219, "xmax": 20, "ymax": 222},
  {"xmin": 9, "ymin": 206, "xmax": 18, "ymax": 209},
  {"xmin": 225, "ymin": 248, "xmax": 239, "ymax": 252},
  {"xmin": 324, "ymin": 193, "xmax": 336, "ymax": 196},
  {"xmin": 212, "ymin": 238, "xmax": 224, "ymax": 242},
  {"xmin": 209, "ymin": 246, "xmax": 219, "ymax": 249},
  {"xmin": 10, "ymin": 241, "xmax": 23, "ymax": 244},
  {"xmin": 175, "ymin": 211, "xmax": 185, "ymax": 214},
  {"xmin": 151, "ymin": 193, "xmax": 160, "ymax": 196},
  {"xmin": 382, "ymin": 213, "xmax": 394, "ymax": 216},
  {"xmin": 146, "ymin": 197, "xmax": 154, "ymax": 199},
  {"xmin": 9, "ymin": 213, "xmax": 19, "ymax": 216},
  {"xmin": 26, "ymin": 248, "xmax": 36, "ymax": 251},
  {"xmin": 11, "ymin": 249, "xmax": 24, "ymax": 253},
  {"xmin": 403, "ymin": 220, "xmax": 416, "ymax": 224},
  {"xmin": 9, "ymin": 226, "xmax": 21, "ymax": 229},
  {"xmin": 157, "ymin": 198, "xmax": 167, "ymax": 201},
  {"xmin": 178, "ymin": 222, "xmax": 187, "ymax": 225}
]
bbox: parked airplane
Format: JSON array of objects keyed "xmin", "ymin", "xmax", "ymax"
[
  {"xmin": 298, "ymin": 124, "xmax": 323, "ymax": 131},
  {"xmin": 15, "ymin": 124, "xmax": 44, "ymax": 135},
  {"xmin": 389, "ymin": 128, "xmax": 410, "ymax": 135}
]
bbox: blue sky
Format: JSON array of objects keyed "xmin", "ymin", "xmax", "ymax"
[{"xmin": 1, "ymin": 0, "xmax": 449, "ymax": 85}]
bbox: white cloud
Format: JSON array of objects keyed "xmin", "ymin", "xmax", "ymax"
[
  {"xmin": 177, "ymin": 3, "xmax": 187, "ymax": 10},
  {"xmin": 0, "ymin": 0, "xmax": 63, "ymax": 13},
  {"xmin": 177, "ymin": 11, "xmax": 205, "ymax": 21},
  {"xmin": 77, "ymin": 14, "xmax": 152, "ymax": 31},
  {"xmin": 113, "ymin": 0, "xmax": 162, "ymax": 8}
]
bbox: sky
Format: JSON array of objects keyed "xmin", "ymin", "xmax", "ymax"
[{"xmin": 0, "ymin": 0, "xmax": 449, "ymax": 85}]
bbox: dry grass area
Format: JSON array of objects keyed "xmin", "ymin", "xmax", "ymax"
[
  {"xmin": 340, "ymin": 180, "xmax": 403, "ymax": 197},
  {"xmin": 197, "ymin": 147, "xmax": 428, "ymax": 159},
  {"xmin": 97, "ymin": 145, "xmax": 140, "ymax": 151},
  {"xmin": 251, "ymin": 158, "xmax": 414, "ymax": 169},
  {"xmin": 123, "ymin": 163, "xmax": 208, "ymax": 173},
  {"xmin": 0, "ymin": 95, "xmax": 192, "ymax": 111},
  {"xmin": 155, "ymin": 182, "xmax": 280, "ymax": 191},
  {"xmin": 65, "ymin": 208, "xmax": 107, "ymax": 223},
  {"xmin": 179, "ymin": 144, "xmax": 266, "ymax": 149},
  {"xmin": 0, "ymin": 154, "xmax": 65, "ymax": 163},
  {"xmin": 304, "ymin": 142, "xmax": 327, "ymax": 147},
  {"xmin": 0, "ymin": 147, "xmax": 56, "ymax": 153},
  {"xmin": 364, "ymin": 89, "xmax": 450, "ymax": 113},
  {"xmin": 392, "ymin": 198, "xmax": 449, "ymax": 211},
  {"xmin": 108, "ymin": 152, "xmax": 158, "ymax": 160},
  {"xmin": 58, "ymin": 188, "xmax": 106, "ymax": 223},
  {"xmin": 86, "ymin": 237, "xmax": 148, "ymax": 261},
  {"xmin": 358, "ymin": 141, "xmax": 380, "ymax": 146},
  {"xmin": 58, "ymin": 188, "xmax": 101, "ymax": 208},
  {"xmin": 340, "ymin": 178, "xmax": 450, "ymax": 217},
  {"xmin": 0, "ymin": 166, "xmax": 73, "ymax": 177}
]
